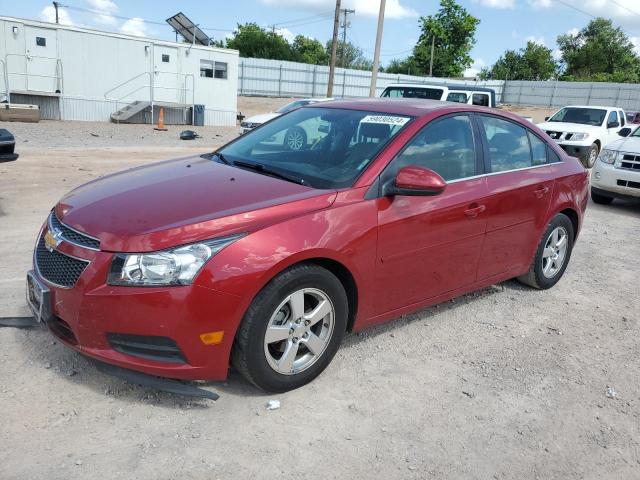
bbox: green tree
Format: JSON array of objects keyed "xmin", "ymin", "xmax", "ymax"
[
  {"xmin": 410, "ymin": 0, "xmax": 479, "ymax": 77},
  {"xmin": 557, "ymin": 18, "xmax": 640, "ymax": 82},
  {"xmin": 384, "ymin": 57, "xmax": 422, "ymax": 75},
  {"xmin": 324, "ymin": 40, "xmax": 373, "ymax": 70},
  {"xmin": 480, "ymin": 41, "xmax": 558, "ymax": 80},
  {"xmin": 225, "ymin": 23, "xmax": 297, "ymax": 61},
  {"xmin": 292, "ymin": 35, "xmax": 329, "ymax": 65}
]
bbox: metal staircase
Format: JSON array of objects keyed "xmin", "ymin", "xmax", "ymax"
[{"xmin": 110, "ymin": 100, "xmax": 151, "ymax": 122}]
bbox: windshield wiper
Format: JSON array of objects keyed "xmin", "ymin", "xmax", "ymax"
[
  {"xmin": 233, "ymin": 160, "xmax": 306, "ymax": 186},
  {"xmin": 207, "ymin": 151, "xmax": 231, "ymax": 165}
]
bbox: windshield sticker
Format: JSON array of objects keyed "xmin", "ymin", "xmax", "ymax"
[{"xmin": 361, "ymin": 115, "xmax": 410, "ymax": 126}]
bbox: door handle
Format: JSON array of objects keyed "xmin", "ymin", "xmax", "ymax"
[
  {"xmin": 534, "ymin": 186, "xmax": 550, "ymax": 198},
  {"xmin": 464, "ymin": 204, "xmax": 486, "ymax": 218}
]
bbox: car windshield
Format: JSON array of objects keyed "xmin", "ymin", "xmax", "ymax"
[
  {"xmin": 631, "ymin": 126, "xmax": 640, "ymax": 137},
  {"xmin": 276, "ymin": 100, "xmax": 312, "ymax": 114},
  {"xmin": 215, "ymin": 107, "xmax": 412, "ymax": 189},
  {"xmin": 382, "ymin": 87, "xmax": 444, "ymax": 100},
  {"xmin": 548, "ymin": 107, "xmax": 607, "ymax": 126}
]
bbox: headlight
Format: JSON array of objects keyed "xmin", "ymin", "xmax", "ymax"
[
  {"xmin": 570, "ymin": 132, "xmax": 589, "ymax": 141},
  {"xmin": 598, "ymin": 149, "xmax": 618, "ymax": 164},
  {"xmin": 108, "ymin": 234, "xmax": 244, "ymax": 286}
]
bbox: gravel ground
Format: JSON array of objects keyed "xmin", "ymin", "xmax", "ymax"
[{"xmin": 1, "ymin": 98, "xmax": 639, "ymax": 480}]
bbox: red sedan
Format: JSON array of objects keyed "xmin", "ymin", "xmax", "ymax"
[{"xmin": 27, "ymin": 99, "xmax": 588, "ymax": 392}]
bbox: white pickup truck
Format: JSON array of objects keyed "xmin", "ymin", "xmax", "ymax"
[{"xmin": 537, "ymin": 105, "xmax": 627, "ymax": 168}]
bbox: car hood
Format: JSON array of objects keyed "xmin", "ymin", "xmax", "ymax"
[
  {"xmin": 536, "ymin": 121, "xmax": 604, "ymax": 134},
  {"xmin": 602, "ymin": 135, "xmax": 640, "ymax": 152},
  {"xmin": 244, "ymin": 112, "xmax": 280, "ymax": 125},
  {"xmin": 55, "ymin": 155, "xmax": 337, "ymax": 252}
]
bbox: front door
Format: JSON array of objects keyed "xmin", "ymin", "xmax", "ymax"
[
  {"xmin": 24, "ymin": 26, "xmax": 59, "ymax": 92},
  {"xmin": 153, "ymin": 46, "xmax": 179, "ymax": 103},
  {"xmin": 374, "ymin": 114, "xmax": 489, "ymax": 315},
  {"xmin": 475, "ymin": 114, "xmax": 555, "ymax": 279}
]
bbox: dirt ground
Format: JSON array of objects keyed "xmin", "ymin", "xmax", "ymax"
[{"xmin": 1, "ymin": 98, "xmax": 639, "ymax": 480}]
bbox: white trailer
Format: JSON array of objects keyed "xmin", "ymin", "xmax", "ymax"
[{"xmin": 0, "ymin": 16, "xmax": 239, "ymax": 126}]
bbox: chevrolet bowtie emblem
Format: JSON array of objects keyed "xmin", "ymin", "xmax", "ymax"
[{"xmin": 44, "ymin": 228, "xmax": 63, "ymax": 252}]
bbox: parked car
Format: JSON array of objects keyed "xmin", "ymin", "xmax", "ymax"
[
  {"xmin": 537, "ymin": 105, "xmax": 627, "ymax": 168},
  {"xmin": 28, "ymin": 99, "xmax": 588, "ymax": 392},
  {"xmin": 380, "ymin": 83, "xmax": 496, "ymax": 108},
  {"xmin": 240, "ymin": 98, "xmax": 333, "ymax": 134},
  {"xmin": 625, "ymin": 111, "xmax": 640, "ymax": 124},
  {"xmin": 0, "ymin": 128, "xmax": 18, "ymax": 162},
  {"xmin": 591, "ymin": 125, "xmax": 640, "ymax": 204}
]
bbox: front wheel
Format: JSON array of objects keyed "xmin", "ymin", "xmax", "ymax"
[
  {"xmin": 284, "ymin": 127, "xmax": 307, "ymax": 151},
  {"xmin": 517, "ymin": 213, "xmax": 574, "ymax": 289},
  {"xmin": 584, "ymin": 143, "xmax": 599, "ymax": 168},
  {"xmin": 232, "ymin": 264, "xmax": 348, "ymax": 392}
]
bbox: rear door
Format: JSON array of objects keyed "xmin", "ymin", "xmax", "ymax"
[
  {"xmin": 475, "ymin": 115, "xmax": 555, "ymax": 279},
  {"xmin": 374, "ymin": 114, "xmax": 489, "ymax": 314}
]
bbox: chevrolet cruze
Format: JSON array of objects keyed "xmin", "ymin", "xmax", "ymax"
[{"xmin": 27, "ymin": 99, "xmax": 588, "ymax": 392}]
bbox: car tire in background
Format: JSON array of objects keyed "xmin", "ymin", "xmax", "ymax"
[
  {"xmin": 284, "ymin": 126, "xmax": 307, "ymax": 151},
  {"xmin": 590, "ymin": 188, "xmax": 614, "ymax": 205},
  {"xmin": 585, "ymin": 143, "xmax": 599, "ymax": 168},
  {"xmin": 517, "ymin": 213, "xmax": 575, "ymax": 290},
  {"xmin": 232, "ymin": 264, "xmax": 348, "ymax": 392}
]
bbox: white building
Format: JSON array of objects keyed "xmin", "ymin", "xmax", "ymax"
[{"xmin": 0, "ymin": 16, "xmax": 239, "ymax": 126}]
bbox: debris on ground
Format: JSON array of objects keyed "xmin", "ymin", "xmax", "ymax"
[
  {"xmin": 606, "ymin": 387, "xmax": 617, "ymax": 399},
  {"xmin": 266, "ymin": 399, "xmax": 281, "ymax": 410}
]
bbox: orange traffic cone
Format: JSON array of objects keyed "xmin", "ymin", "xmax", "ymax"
[{"xmin": 154, "ymin": 107, "xmax": 168, "ymax": 131}]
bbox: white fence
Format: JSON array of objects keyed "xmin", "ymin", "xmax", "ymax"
[{"xmin": 238, "ymin": 57, "xmax": 640, "ymax": 112}]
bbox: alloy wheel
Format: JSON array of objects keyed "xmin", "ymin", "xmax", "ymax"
[
  {"xmin": 286, "ymin": 130, "xmax": 305, "ymax": 150},
  {"xmin": 542, "ymin": 226, "xmax": 569, "ymax": 278}
]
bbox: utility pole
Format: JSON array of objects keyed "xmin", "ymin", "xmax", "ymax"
[
  {"xmin": 327, "ymin": 0, "xmax": 341, "ymax": 97},
  {"xmin": 429, "ymin": 35, "xmax": 435, "ymax": 77},
  {"xmin": 340, "ymin": 8, "xmax": 355, "ymax": 68},
  {"xmin": 53, "ymin": 1, "xmax": 60, "ymax": 24},
  {"xmin": 369, "ymin": 0, "xmax": 386, "ymax": 97}
]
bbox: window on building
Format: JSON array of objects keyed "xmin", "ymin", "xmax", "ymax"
[
  {"xmin": 161, "ymin": 54, "xmax": 170, "ymax": 63},
  {"xmin": 200, "ymin": 60, "xmax": 214, "ymax": 78},
  {"xmin": 36, "ymin": 36, "xmax": 46, "ymax": 47},
  {"xmin": 214, "ymin": 61, "xmax": 228, "ymax": 79}
]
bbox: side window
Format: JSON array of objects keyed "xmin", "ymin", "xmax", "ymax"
[
  {"xmin": 472, "ymin": 93, "xmax": 489, "ymax": 107},
  {"xmin": 529, "ymin": 132, "xmax": 547, "ymax": 166},
  {"xmin": 619, "ymin": 111, "xmax": 625, "ymax": 126},
  {"xmin": 607, "ymin": 111, "xmax": 618, "ymax": 126},
  {"xmin": 214, "ymin": 62, "xmax": 228, "ymax": 79},
  {"xmin": 547, "ymin": 147, "xmax": 562, "ymax": 163},
  {"xmin": 446, "ymin": 92, "xmax": 468, "ymax": 103},
  {"xmin": 480, "ymin": 116, "xmax": 532, "ymax": 173},
  {"xmin": 393, "ymin": 115, "xmax": 476, "ymax": 181},
  {"xmin": 200, "ymin": 59, "xmax": 214, "ymax": 78}
]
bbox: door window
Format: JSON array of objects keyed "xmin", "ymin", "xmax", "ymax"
[
  {"xmin": 472, "ymin": 93, "xmax": 489, "ymax": 107},
  {"xmin": 446, "ymin": 92, "xmax": 468, "ymax": 103},
  {"xmin": 607, "ymin": 110, "xmax": 619, "ymax": 127},
  {"xmin": 36, "ymin": 36, "xmax": 46, "ymax": 47},
  {"xmin": 619, "ymin": 111, "xmax": 626, "ymax": 126},
  {"xmin": 393, "ymin": 115, "xmax": 476, "ymax": 181},
  {"xmin": 480, "ymin": 116, "xmax": 532, "ymax": 172},
  {"xmin": 161, "ymin": 54, "xmax": 170, "ymax": 63}
]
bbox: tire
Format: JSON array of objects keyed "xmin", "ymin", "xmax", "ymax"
[
  {"xmin": 591, "ymin": 188, "xmax": 614, "ymax": 205},
  {"xmin": 517, "ymin": 213, "xmax": 575, "ymax": 290},
  {"xmin": 232, "ymin": 264, "xmax": 348, "ymax": 392},
  {"xmin": 584, "ymin": 143, "xmax": 599, "ymax": 168},
  {"xmin": 284, "ymin": 127, "xmax": 307, "ymax": 151}
]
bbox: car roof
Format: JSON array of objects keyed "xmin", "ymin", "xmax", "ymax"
[
  {"xmin": 561, "ymin": 105, "xmax": 620, "ymax": 110},
  {"xmin": 383, "ymin": 83, "xmax": 495, "ymax": 94},
  {"xmin": 309, "ymin": 98, "xmax": 509, "ymax": 118}
]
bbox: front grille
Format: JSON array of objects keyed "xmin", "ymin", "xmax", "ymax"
[
  {"xmin": 619, "ymin": 154, "xmax": 640, "ymax": 171},
  {"xmin": 50, "ymin": 212, "xmax": 100, "ymax": 250},
  {"xmin": 108, "ymin": 333, "xmax": 187, "ymax": 364},
  {"xmin": 617, "ymin": 179, "xmax": 640, "ymax": 190},
  {"xmin": 35, "ymin": 235, "xmax": 89, "ymax": 287}
]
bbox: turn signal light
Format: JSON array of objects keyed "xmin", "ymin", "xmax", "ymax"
[{"xmin": 200, "ymin": 331, "xmax": 224, "ymax": 345}]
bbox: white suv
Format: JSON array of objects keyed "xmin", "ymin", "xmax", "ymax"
[
  {"xmin": 537, "ymin": 106, "xmax": 626, "ymax": 168},
  {"xmin": 591, "ymin": 125, "xmax": 640, "ymax": 204}
]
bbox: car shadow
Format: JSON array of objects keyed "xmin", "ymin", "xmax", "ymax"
[{"xmin": 587, "ymin": 197, "xmax": 640, "ymax": 219}]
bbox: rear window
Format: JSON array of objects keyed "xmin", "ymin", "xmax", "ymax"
[
  {"xmin": 472, "ymin": 93, "xmax": 490, "ymax": 107},
  {"xmin": 382, "ymin": 87, "xmax": 444, "ymax": 100},
  {"xmin": 446, "ymin": 92, "xmax": 468, "ymax": 104}
]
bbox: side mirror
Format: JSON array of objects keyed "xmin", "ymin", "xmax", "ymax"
[
  {"xmin": 618, "ymin": 127, "xmax": 632, "ymax": 137},
  {"xmin": 544, "ymin": 116, "xmax": 550, "ymax": 121},
  {"xmin": 607, "ymin": 121, "xmax": 620, "ymax": 129},
  {"xmin": 383, "ymin": 165, "xmax": 446, "ymax": 197}
]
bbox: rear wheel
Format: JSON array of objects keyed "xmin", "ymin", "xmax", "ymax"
[
  {"xmin": 584, "ymin": 143, "xmax": 599, "ymax": 168},
  {"xmin": 591, "ymin": 188, "xmax": 614, "ymax": 205},
  {"xmin": 232, "ymin": 264, "xmax": 348, "ymax": 392},
  {"xmin": 517, "ymin": 213, "xmax": 574, "ymax": 290}
]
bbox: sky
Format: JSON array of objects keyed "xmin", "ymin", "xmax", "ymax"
[{"xmin": 1, "ymin": 0, "xmax": 640, "ymax": 76}]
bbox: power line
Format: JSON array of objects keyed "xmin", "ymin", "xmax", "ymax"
[{"xmin": 608, "ymin": 0, "xmax": 640, "ymax": 18}]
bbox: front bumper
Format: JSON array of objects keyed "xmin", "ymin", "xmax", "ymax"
[
  {"xmin": 32, "ymin": 227, "xmax": 244, "ymax": 381},
  {"xmin": 591, "ymin": 160, "xmax": 640, "ymax": 199}
]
